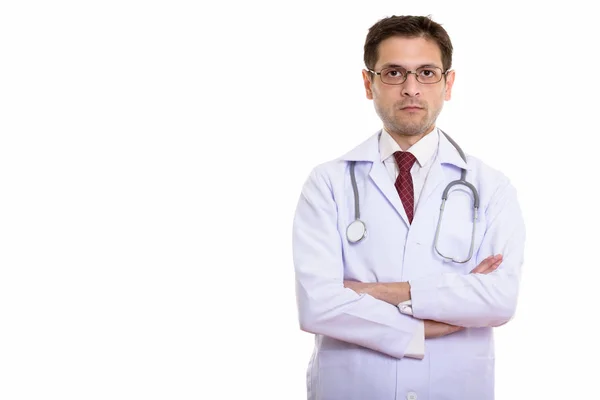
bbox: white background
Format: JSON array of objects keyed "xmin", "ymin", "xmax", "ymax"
[{"xmin": 1, "ymin": 1, "xmax": 598, "ymax": 399}]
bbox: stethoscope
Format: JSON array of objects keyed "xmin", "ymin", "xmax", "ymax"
[{"xmin": 346, "ymin": 130, "xmax": 480, "ymax": 263}]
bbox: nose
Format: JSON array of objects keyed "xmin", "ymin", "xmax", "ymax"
[{"xmin": 401, "ymin": 72, "xmax": 421, "ymax": 97}]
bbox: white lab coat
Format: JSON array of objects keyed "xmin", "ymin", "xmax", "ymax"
[{"xmin": 292, "ymin": 130, "xmax": 525, "ymax": 400}]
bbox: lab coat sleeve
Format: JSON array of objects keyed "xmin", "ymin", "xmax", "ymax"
[
  {"xmin": 408, "ymin": 177, "xmax": 526, "ymax": 328},
  {"xmin": 293, "ymin": 167, "xmax": 421, "ymax": 359}
]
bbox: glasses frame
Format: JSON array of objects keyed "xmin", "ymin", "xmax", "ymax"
[{"xmin": 367, "ymin": 66, "xmax": 450, "ymax": 85}]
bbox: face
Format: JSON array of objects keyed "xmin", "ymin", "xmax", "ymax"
[{"xmin": 362, "ymin": 36, "xmax": 455, "ymax": 140}]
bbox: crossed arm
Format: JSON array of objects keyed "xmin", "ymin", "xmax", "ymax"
[
  {"xmin": 343, "ymin": 254, "xmax": 503, "ymax": 339},
  {"xmin": 293, "ymin": 169, "xmax": 525, "ymax": 359}
]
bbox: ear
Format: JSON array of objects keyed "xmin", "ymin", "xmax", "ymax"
[
  {"xmin": 444, "ymin": 70, "xmax": 455, "ymax": 101},
  {"xmin": 362, "ymin": 69, "xmax": 373, "ymax": 100}
]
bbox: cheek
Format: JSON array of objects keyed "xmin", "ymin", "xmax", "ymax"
[
  {"xmin": 429, "ymin": 91, "xmax": 447, "ymax": 111},
  {"xmin": 373, "ymin": 87, "xmax": 397, "ymax": 105}
]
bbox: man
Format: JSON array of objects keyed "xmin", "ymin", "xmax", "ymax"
[{"xmin": 292, "ymin": 15, "xmax": 525, "ymax": 400}]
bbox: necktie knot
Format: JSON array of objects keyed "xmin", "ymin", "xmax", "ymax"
[{"xmin": 393, "ymin": 151, "xmax": 417, "ymax": 172}]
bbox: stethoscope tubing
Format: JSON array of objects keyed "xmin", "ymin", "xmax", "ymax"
[{"xmin": 347, "ymin": 130, "xmax": 480, "ymax": 263}]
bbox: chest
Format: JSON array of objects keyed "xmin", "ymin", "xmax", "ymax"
[{"xmin": 335, "ymin": 162, "xmax": 487, "ymax": 282}]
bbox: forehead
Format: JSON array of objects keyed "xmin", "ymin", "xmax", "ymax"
[{"xmin": 375, "ymin": 36, "xmax": 443, "ymax": 68}]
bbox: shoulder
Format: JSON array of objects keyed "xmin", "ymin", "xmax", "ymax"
[
  {"xmin": 465, "ymin": 154, "xmax": 509, "ymax": 184},
  {"xmin": 303, "ymin": 158, "xmax": 347, "ymax": 193},
  {"xmin": 302, "ymin": 132, "xmax": 379, "ymax": 187}
]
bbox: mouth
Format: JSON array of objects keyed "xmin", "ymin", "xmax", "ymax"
[
  {"xmin": 399, "ymin": 103, "xmax": 424, "ymax": 110},
  {"xmin": 400, "ymin": 106, "xmax": 423, "ymax": 112}
]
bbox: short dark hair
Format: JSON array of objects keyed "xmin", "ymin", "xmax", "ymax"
[{"xmin": 363, "ymin": 15, "xmax": 453, "ymax": 72}]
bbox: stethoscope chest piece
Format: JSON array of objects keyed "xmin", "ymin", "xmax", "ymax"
[{"xmin": 346, "ymin": 219, "xmax": 367, "ymax": 243}]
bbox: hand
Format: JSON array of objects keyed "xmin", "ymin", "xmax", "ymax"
[
  {"xmin": 470, "ymin": 254, "xmax": 503, "ymax": 274},
  {"xmin": 424, "ymin": 319, "xmax": 464, "ymax": 339}
]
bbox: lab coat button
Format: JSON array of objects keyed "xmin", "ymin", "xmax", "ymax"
[{"xmin": 406, "ymin": 392, "xmax": 417, "ymax": 400}]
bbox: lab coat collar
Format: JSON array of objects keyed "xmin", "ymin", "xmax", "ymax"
[
  {"xmin": 437, "ymin": 129, "xmax": 470, "ymax": 171},
  {"xmin": 339, "ymin": 129, "xmax": 469, "ymax": 171},
  {"xmin": 338, "ymin": 131, "xmax": 381, "ymax": 163}
]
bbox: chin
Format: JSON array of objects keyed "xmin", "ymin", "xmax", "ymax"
[{"xmin": 394, "ymin": 123, "xmax": 430, "ymax": 136}]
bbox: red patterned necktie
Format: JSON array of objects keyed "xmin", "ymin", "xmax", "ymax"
[{"xmin": 393, "ymin": 151, "xmax": 417, "ymax": 224}]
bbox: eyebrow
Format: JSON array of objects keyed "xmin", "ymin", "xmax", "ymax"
[{"xmin": 378, "ymin": 63, "xmax": 442, "ymax": 70}]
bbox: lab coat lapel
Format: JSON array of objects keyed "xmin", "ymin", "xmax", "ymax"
[
  {"xmin": 417, "ymin": 160, "xmax": 445, "ymax": 212},
  {"xmin": 368, "ymin": 161, "xmax": 410, "ymax": 223},
  {"xmin": 340, "ymin": 131, "xmax": 410, "ymax": 224}
]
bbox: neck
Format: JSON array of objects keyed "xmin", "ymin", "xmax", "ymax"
[{"xmin": 387, "ymin": 126, "xmax": 435, "ymax": 151}]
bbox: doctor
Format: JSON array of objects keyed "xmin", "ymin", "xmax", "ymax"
[{"xmin": 292, "ymin": 15, "xmax": 525, "ymax": 400}]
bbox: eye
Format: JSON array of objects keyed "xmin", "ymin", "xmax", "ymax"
[
  {"xmin": 417, "ymin": 68, "xmax": 441, "ymax": 82},
  {"xmin": 384, "ymin": 68, "xmax": 403, "ymax": 78},
  {"xmin": 419, "ymin": 68, "xmax": 437, "ymax": 77},
  {"xmin": 378, "ymin": 67, "xmax": 408, "ymax": 84}
]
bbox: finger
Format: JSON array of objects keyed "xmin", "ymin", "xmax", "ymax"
[
  {"xmin": 480, "ymin": 264, "xmax": 499, "ymax": 274},
  {"xmin": 470, "ymin": 257, "xmax": 491, "ymax": 273},
  {"xmin": 480, "ymin": 255, "xmax": 503, "ymax": 274},
  {"xmin": 470, "ymin": 255, "xmax": 494, "ymax": 273},
  {"xmin": 488, "ymin": 256, "xmax": 504, "ymax": 270},
  {"xmin": 471, "ymin": 255, "xmax": 502, "ymax": 274},
  {"xmin": 491, "ymin": 257, "xmax": 503, "ymax": 268}
]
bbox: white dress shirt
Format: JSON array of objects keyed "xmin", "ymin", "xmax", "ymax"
[
  {"xmin": 380, "ymin": 126, "xmax": 439, "ymax": 207},
  {"xmin": 379, "ymin": 127, "xmax": 440, "ymax": 359}
]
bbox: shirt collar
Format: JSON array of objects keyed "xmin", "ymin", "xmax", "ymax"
[
  {"xmin": 379, "ymin": 127, "xmax": 440, "ymax": 167},
  {"xmin": 339, "ymin": 128, "xmax": 468, "ymax": 171}
]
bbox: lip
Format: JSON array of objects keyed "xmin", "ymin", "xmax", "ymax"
[{"xmin": 400, "ymin": 106, "xmax": 423, "ymax": 111}]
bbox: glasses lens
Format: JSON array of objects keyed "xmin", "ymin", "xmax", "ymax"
[
  {"xmin": 380, "ymin": 67, "xmax": 406, "ymax": 84},
  {"xmin": 415, "ymin": 67, "xmax": 443, "ymax": 84},
  {"xmin": 378, "ymin": 67, "xmax": 444, "ymax": 84}
]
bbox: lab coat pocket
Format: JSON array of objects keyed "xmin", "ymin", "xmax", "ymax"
[{"xmin": 316, "ymin": 349, "xmax": 396, "ymax": 400}]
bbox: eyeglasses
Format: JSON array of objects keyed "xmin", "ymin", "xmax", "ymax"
[{"xmin": 367, "ymin": 66, "xmax": 449, "ymax": 85}]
